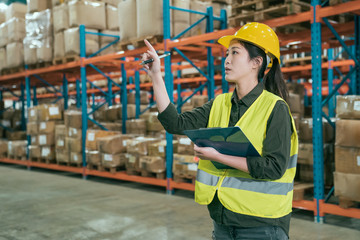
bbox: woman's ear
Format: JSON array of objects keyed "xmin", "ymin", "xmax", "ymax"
[{"xmin": 252, "ymin": 56, "xmax": 263, "ymax": 69}]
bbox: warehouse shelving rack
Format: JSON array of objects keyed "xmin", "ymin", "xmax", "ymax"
[{"xmin": 0, "ymin": 0, "xmax": 360, "ymax": 222}]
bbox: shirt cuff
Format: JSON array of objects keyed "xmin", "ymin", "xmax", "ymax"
[{"xmin": 246, "ymin": 156, "xmax": 265, "ymax": 179}]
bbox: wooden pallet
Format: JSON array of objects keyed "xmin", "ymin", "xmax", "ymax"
[
  {"xmin": 102, "ymin": 165, "xmax": 125, "ymax": 174},
  {"xmin": 87, "ymin": 163, "xmax": 104, "ymax": 171},
  {"xmin": 126, "ymin": 168, "xmax": 141, "ymax": 176},
  {"xmin": 52, "ymin": 54, "xmax": 81, "ymax": 65},
  {"xmin": 1, "ymin": 66, "xmax": 25, "ymax": 75},
  {"xmin": 140, "ymin": 170, "xmax": 165, "ymax": 179},
  {"xmin": 30, "ymin": 157, "xmax": 56, "ymax": 164},
  {"xmin": 283, "ymin": 55, "xmax": 327, "ymax": 67},
  {"xmin": 173, "ymin": 173, "xmax": 196, "ymax": 184},
  {"xmin": 117, "ymin": 35, "xmax": 163, "ymax": 51},
  {"xmin": 293, "ymin": 182, "xmax": 314, "ymax": 201},
  {"xmin": 28, "ymin": 61, "xmax": 52, "ymax": 70},
  {"xmin": 338, "ymin": 196, "xmax": 360, "ymax": 209}
]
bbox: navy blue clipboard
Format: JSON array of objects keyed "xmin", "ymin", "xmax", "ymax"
[{"xmin": 183, "ymin": 126, "xmax": 260, "ymax": 169}]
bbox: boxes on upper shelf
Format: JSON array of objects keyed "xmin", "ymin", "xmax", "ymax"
[
  {"xmin": 6, "ymin": 2, "xmax": 27, "ymax": 21},
  {"xmin": 27, "ymin": 0, "xmax": 52, "ymax": 13},
  {"xmin": 336, "ymin": 95, "xmax": 360, "ymax": 119},
  {"xmin": 68, "ymin": 0, "xmax": 106, "ymax": 30}
]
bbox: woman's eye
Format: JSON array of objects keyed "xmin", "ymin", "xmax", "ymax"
[{"xmin": 232, "ymin": 51, "xmax": 237, "ymax": 55}]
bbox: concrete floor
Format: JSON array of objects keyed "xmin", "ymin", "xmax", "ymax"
[{"xmin": 0, "ymin": 164, "xmax": 359, "ymax": 240}]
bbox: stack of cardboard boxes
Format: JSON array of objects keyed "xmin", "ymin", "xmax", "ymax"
[
  {"xmin": 334, "ymin": 95, "xmax": 360, "ymax": 203},
  {"xmin": 173, "ymin": 136, "xmax": 198, "ymax": 182}
]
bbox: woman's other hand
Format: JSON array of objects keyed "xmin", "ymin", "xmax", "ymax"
[{"xmin": 194, "ymin": 145, "xmax": 220, "ymax": 162}]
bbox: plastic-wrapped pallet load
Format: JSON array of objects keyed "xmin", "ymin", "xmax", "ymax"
[
  {"xmin": 172, "ymin": 0, "xmax": 190, "ymax": 38},
  {"xmin": 68, "ymin": 0, "xmax": 106, "ymax": 30},
  {"xmin": 136, "ymin": 0, "xmax": 162, "ymax": 38},
  {"xmin": 36, "ymin": 37, "xmax": 53, "ymax": 62},
  {"xmin": 106, "ymin": 4, "xmax": 118, "ymax": 30},
  {"xmin": 118, "ymin": 0, "xmax": 137, "ymax": 42},
  {"xmin": 54, "ymin": 31, "xmax": 65, "ymax": 58},
  {"xmin": 7, "ymin": 18, "xmax": 26, "ymax": 43},
  {"xmin": 336, "ymin": 95, "xmax": 360, "ymax": 119},
  {"xmin": 99, "ymin": 30, "xmax": 119, "ymax": 56},
  {"xmin": 6, "ymin": 42, "xmax": 24, "ymax": 68},
  {"xmin": 52, "ymin": 3, "xmax": 69, "ymax": 33},
  {"xmin": 23, "ymin": 40, "xmax": 38, "ymax": 65},
  {"xmin": 25, "ymin": 9, "xmax": 53, "ymax": 39},
  {"xmin": 190, "ymin": 1, "xmax": 209, "ymax": 36},
  {"xmin": 0, "ymin": 48, "xmax": 6, "ymax": 72},
  {"xmin": 0, "ymin": 7, "xmax": 6, "ymax": 24},
  {"xmin": 27, "ymin": 0, "xmax": 52, "ymax": 13},
  {"xmin": 6, "ymin": 3, "xmax": 27, "ymax": 21},
  {"xmin": 64, "ymin": 27, "xmax": 99, "ymax": 56},
  {"xmin": 0, "ymin": 22, "xmax": 8, "ymax": 47}
]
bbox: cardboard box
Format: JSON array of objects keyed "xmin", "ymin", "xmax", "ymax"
[
  {"xmin": 0, "ymin": 47, "xmax": 6, "ymax": 71},
  {"xmin": 24, "ymin": 44, "xmax": 37, "ymax": 65},
  {"xmin": 68, "ymin": 0, "xmax": 106, "ymax": 30},
  {"xmin": 67, "ymin": 137, "xmax": 82, "ymax": 153},
  {"xmin": 56, "ymin": 149, "xmax": 68, "ymax": 163},
  {"xmin": 0, "ymin": 22, "xmax": 8, "ymax": 47},
  {"xmin": 38, "ymin": 121, "xmax": 56, "ymax": 134},
  {"xmin": 336, "ymin": 95, "xmax": 360, "ymax": 119},
  {"xmin": 126, "ymin": 137, "xmax": 160, "ymax": 156},
  {"xmin": 0, "ymin": 140, "xmax": 7, "ymax": 156},
  {"xmin": 192, "ymin": 95, "xmax": 208, "ymax": 108},
  {"xmin": 335, "ymin": 119, "xmax": 360, "ymax": 148},
  {"xmin": 56, "ymin": 135, "xmax": 66, "ymax": 150},
  {"xmin": 118, "ymin": 104, "xmax": 137, "ymax": 119},
  {"xmin": 105, "ymin": 105, "xmax": 121, "ymax": 121},
  {"xmin": 173, "ymin": 154, "xmax": 198, "ymax": 177},
  {"xmin": 106, "ymin": 4, "xmax": 118, "ymax": 30},
  {"xmin": 87, "ymin": 151, "xmax": 101, "ymax": 165},
  {"xmin": 334, "ymin": 172, "xmax": 360, "ymax": 201},
  {"xmin": 144, "ymin": 112, "xmax": 164, "ymax": 132},
  {"xmin": 41, "ymin": 146, "xmax": 55, "ymax": 160},
  {"xmin": 64, "ymin": 27, "xmax": 99, "ymax": 55},
  {"xmin": 54, "ymin": 31, "xmax": 65, "ymax": 58},
  {"xmin": 29, "ymin": 145, "xmax": 41, "ymax": 159},
  {"xmin": 297, "ymin": 143, "xmax": 333, "ymax": 165},
  {"xmin": 148, "ymin": 140, "xmax": 178, "ymax": 158},
  {"xmin": 7, "ymin": 131, "xmax": 26, "ymax": 141},
  {"xmin": 64, "ymin": 110, "xmax": 82, "ymax": 129},
  {"xmin": 128, "ymin": 91, "xmax": 149, "ymax": 105},
  {"xmin": 52, "ymin": 3, "xmax": 69, "ymax": 33},
  {"xmin": 98, "ymin": 122, "xmax": 122, "ymax": 131},
  {"xmin": 298, "ymin": 163, "xmax": 334, "ymax": 186},
  {"xmin": 335, "ymin": 146, "xmax": 360, "ymax": 174},
  {"xmin": 6, "ymin": 42, "xmax": 24, "ymax": 68},
  {"xmin": 26, "ymin": 122, "xmax": 38, "ymax": 135},
  {"xmin": 101, "ymin": 153, "xmax": 126, "ymax": 168},
  {"xmin": 288, "ymin": 93, "xmax": 301, "ymax": 114},
  {"xmin": 190, "ymin": 1, "xmax": 208, "ymax": 36},
  {"xmin": 85, "ymin": 129, "xmax": 119, "ymax": 151},
  {"xmin": 27, "ymin": 0, "xmax": 52, "ymax": 13},
  {"xmin": 118, "ymin": 0, "xmax": 137, "ymax": 42},
  {"xmin": 177, "ymin": 137, "xmax": 194, "ymax": 155},
  {"xmin": 38, "ymin": 133, "xmax": 55, "ymax": 146},
  {"xmin": 124, "ymin": 153, "xmax": 140, "ymax": 170},
  {"xmin": 28, "ymin": 107, "xmax": 38, "ymax": 122},
  {"xmin": 126, "ymin": 119, "xmax": 146, "ymax": 135},
  {"xmin": 70, "ymin": 151, "xmax": 82, "ymax": 164},
  {"xmin": 55, "ymin": 124, "xmax": 66, "ymax": 137},
  {"xmin": 67, "ymin": 127, "xmax": 82, "ymax": 139},
  {"xmin": 38, "ymin": 104, "xmax": 62, "ymax": 121},
  {"xmin": 299, "ymin": 118, "xmax": 334, "ymax": 143},
  {"xmin": 31, "ymin": 135, "xmax": 38, "ymax": 145},
  {"xmin": 137, "ymin": 0, "xmax": 162, "ymax": 38},
  {"xmin": 97, "ymin": 134, "xmax": 131, "ymax": 154},
  {"xmin": 7, "ymin": 17, "xmax": 25, "ymax": 42},
  {"xmin": 36, "ymin": 38, "xmax": 53, "ymax": 62},
  {"xmin": 139, "ymin": 156, "xmax": 165, "ymax": 173},
  {"xmin": 13, "ymin": 140, "xmax": 27, "ymax": 157},
  {"xmin": 6, "ymin": 3, "xmax": 27, "ymax": 21}
]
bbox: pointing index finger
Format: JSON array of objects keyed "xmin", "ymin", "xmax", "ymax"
[{"xmin": 144, "ymin": 39, "xmax": 156, "ymax": 53}]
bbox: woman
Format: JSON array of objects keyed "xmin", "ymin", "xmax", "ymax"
[{"xmin": 142, "ymin": 22, "xmax": 298, "ymax": 240}]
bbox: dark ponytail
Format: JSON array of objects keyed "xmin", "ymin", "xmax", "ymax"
[
  {"xmin": 263, "ymin": 58, "xmax": 289, "ymax": 102},
  {"xmin": 240, "ymin": 41, "xmax": 289, "ymax": 102}
]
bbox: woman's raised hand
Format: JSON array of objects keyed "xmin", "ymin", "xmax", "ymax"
[{"xmin": 142, "ymin": 39, "xmax": 161, "ymax": 77}]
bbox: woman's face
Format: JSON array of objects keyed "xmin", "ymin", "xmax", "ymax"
[{"xmin": 224, "ymin": 41, "xmax": 254, "ymax": 83}]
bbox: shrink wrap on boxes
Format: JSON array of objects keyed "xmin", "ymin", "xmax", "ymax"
[
  {"xmin": 0, "ymin": 8, "xmax": 5, "ymax": 24},
  {"xmin": 68, "ymin": 0, "xmax": 106, "ymax": 30},
  {"xmin": 27, "ymin": 0, "xmax": 52, "ymax": 13},
  {"xmin": 53, "ymin": 4, "xmax": 69, "ymax": 33},
  {"xmin": 36, "ymin": 37, "xmax": 53, "ymax": 62},
  {"xmin": 24, "ymin": 43, "xmax": 37, "ymax": 65},
  {"xmin": 118, "ymin": 0, "xmax": 137, "ymax": 42},
  {"xmin": 54, "ymin": 31, "xmax": 65, "ymax": 58},
  {"xmin": 0, "ymin": 23, "xmax": 7, "ymax": 47},
  {"xmin": 7, "ymin": 18, "xmax": 25, "ymax": 42},
  {"xmin": 336, "ymin": 95, "xmax": 360, "ymax": 119},
  {"xmin": 25, "ymin": 9, "xmax": 53, "ymax": 39},
  {"xmin": 106, "ymin": 4, "xmax": 118, "ymax": 30}
]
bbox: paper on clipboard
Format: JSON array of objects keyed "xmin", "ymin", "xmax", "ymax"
[{"xmin": 183, "ymin": 126, "xmax": 260, "ymax": 169}]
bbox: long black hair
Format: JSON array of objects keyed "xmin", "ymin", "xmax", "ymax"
[{"xmin": 240, "ymin": 41, "xmax": 289, "ymax": 102}]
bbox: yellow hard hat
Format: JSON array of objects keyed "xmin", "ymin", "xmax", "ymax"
[{"xmin": 218, "ymin": 22, "xmax": 280, "ymax": 64}]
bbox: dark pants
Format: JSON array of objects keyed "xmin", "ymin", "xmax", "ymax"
[{"xmin": 212, "ymin": 221, "xmax": 289, "ymax": 240}]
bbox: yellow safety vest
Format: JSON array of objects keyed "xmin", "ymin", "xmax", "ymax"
[{"xmin": 195, "ymin": 90, "xmax": 298, "ymax": 218}]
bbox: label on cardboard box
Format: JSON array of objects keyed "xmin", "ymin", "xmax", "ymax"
[
  {"xmin": 39, "ymin": 135, "xmax": 47, "ymax": 145},
  {"xmin": 74, "ymin": 154, "xmax": 78, "ymax": 161},
  {"xmin": 179, "ymin": 138, "xmax": 191, "ymax": 145},
  {"xmin": 30, "ymin": 109, "xmax": 35, "ymax": 116},
  {"xmin": 158, "ymin": 146, "xmax": 164, "ymax": 153},
  {"xmin": 31, "ymin": 136, "xmax": 36, "ymax": 144},
  {"xmin": 354, "ymin": 101, "xmax": 360, "ymax": 111},
  {"xmin": 87, "ymin": 132, "xmax": 95, "ymax": 141},
  {"xmin": 2, "ymin": 120, "xmax": 10, "ymax": 127},
  {"xmin": 188, "ymin": 163, "xmax": 198, "ymax": 171},
  {"xmin": 127, "ymin": 154, "xmax": 136, "ymax": 163},
  {"xmin": 123, "ymin": 140, "xmax": 127, "ymax": 146},
  {"xmin": 357, "ymin": 156, "xmax": 360, "ymax": 166},
  {"xmin": 57, "ymin": 139, "xmax": 64, "ymax": 147},
  {"xmin": 42, "ymin": 147, "xmax": 50, "ymax": 157},
  {"xmin": 40, "ymin": 122, "xmax": 46, "ymax": 130},
  {"xmin": 104, "ymin": 154, "xmax": 112, "ymax": 161},
  {"xmin": 49, "ymin": 106, "xmax": 59, "ymax": 116}
]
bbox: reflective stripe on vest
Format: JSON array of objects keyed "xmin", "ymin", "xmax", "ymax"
[{"xmin": 194, "ymin": 90, "xmax": 299, "ymax": 219}]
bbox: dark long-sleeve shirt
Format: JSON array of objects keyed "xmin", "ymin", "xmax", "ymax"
[{"xmin": 158, "ymin": 83, "xmax": 293, "ymax": 236}]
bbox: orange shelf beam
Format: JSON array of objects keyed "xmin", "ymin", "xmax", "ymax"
[{"xmin": 169, "ymin": 180, "xmax": 195, "ymax": 191}]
